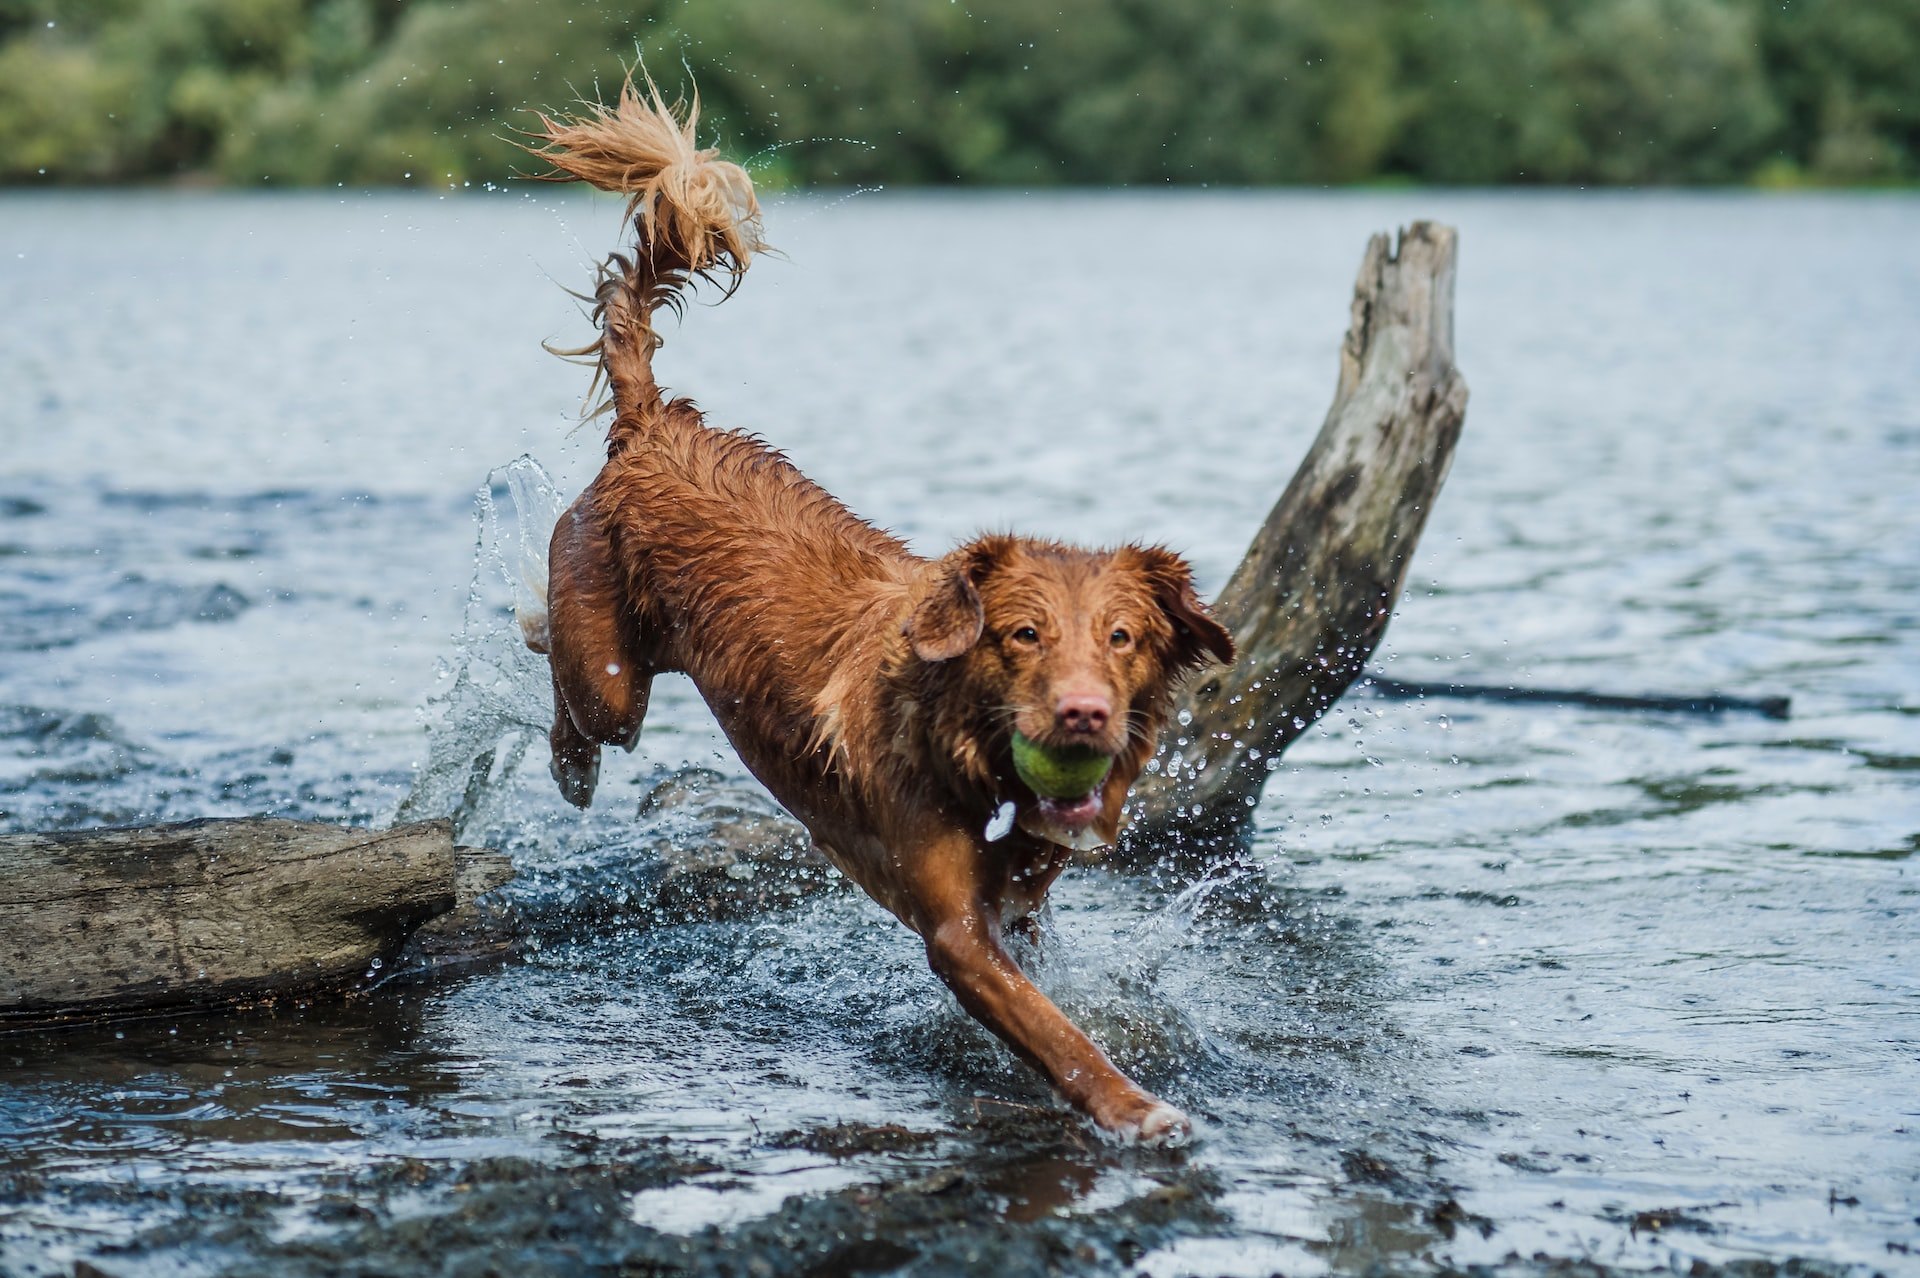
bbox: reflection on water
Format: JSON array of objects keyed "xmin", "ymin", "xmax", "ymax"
[
  {"xmin": 1, "ymin": 1001, "xmax": 460, "ymax": 1156},
  {"xmin": 1, "ymin": 189, "xmax": 1917, "ymax": 1276}
]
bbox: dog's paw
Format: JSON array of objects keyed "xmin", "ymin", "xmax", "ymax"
[
  {"xmin": 551, "ymin": 753, "xmax": 600, "ymax": 808},
  {"xmin": 1134, "ymin": 1101, "xmax": 1192, "ymax": 1148},
  {"xmin": 1090, "ymin": 1094, "xmax": 1193, "ymax": 1147}
]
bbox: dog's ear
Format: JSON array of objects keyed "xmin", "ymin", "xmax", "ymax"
[
  {"xmin": 905, "ymin": 537, "xmax": 1007, "ymax": 662},
  {"xmin": 1132, "ymin": 545, "xmax": 1235, "ymax": 669}
]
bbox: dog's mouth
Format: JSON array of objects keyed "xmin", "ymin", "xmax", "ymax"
[
  {"xmin": 1034, "ymin": 790, "xmax": 1103, "ymax": 830},
  {"xmin": 1016, "ymin": 788, "xmax": 1111, "ymax": 854}
]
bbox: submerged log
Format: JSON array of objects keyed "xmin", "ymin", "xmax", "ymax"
[
  {"xmin": 1123, "ymin": 222, "xmax": 1468, "ymax": 865},
  {"xmin": 0, "ymin": 818, "xmax": 512, "ymax": 1026},
  {"xmin": 1359, "ymin": 673, "xmax": 1790, "ymax": 721}
]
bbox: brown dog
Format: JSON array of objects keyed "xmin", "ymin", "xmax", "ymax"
[{"xmin": 522, "ymin": 82, "xmax": 1233, "ymax": 1143}]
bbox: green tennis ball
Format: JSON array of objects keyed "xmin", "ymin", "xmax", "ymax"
[{"xmin": 1011, "ymin": 732, "xmax": 1114, "ymax": 799}]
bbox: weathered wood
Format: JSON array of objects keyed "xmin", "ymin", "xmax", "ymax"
[
  {"xmin": 0, "ymin": 818, "xmax": 509, "ymax": 1025},
  {"xmin": 1123, "ymin": 222, "xmax": 1469, "ymax": 865},
  {"xmin": 389, "ymin": 841, "xmax": 522, "ymax": 980}
]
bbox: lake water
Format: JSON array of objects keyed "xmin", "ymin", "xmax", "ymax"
[{"xmin": 1, "ymin": 189, "xmax": 1916, "ymax": 1277}]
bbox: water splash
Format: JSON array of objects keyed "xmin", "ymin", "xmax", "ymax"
[
  {"xmin": 394, "ymin": 456, "xmax": 565, "ymax": 838},
  {"xmin": 741, "ymin": 135, "xmax": 879, "ymax": 174}
]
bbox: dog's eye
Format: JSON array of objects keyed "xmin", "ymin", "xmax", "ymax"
[
  {"xmin": 1109, "ymin": 627, "xmax": 1132, "ymax": 649},
  {"xmin": 1010, "ymin": 626, "xmax": 1040, "ymax": 646}
]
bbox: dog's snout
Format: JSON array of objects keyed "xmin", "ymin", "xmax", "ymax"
[{"xmin": 1056, "ymin": 693, "xmax": 1111, "ymax": 736}]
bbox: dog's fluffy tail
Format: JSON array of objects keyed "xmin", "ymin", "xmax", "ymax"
[{"xmin": 525, "ymin": 75, "xmax": 766, "ymax": 442}]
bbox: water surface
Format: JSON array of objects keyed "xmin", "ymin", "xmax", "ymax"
[{"xmin": 1, "ymin": 189, "xmax": 1916, "ymax": 1276}]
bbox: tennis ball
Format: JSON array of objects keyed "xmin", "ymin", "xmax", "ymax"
[{"xmin": 1011, "ymin": 732, "xmax": 1114, "ymax": 799}]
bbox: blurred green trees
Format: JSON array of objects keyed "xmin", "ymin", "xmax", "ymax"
[{"xmin": 1, "ymin": 0, "xmax": 1914, "ymax": 186}]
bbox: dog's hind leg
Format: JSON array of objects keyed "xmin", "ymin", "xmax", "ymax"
[{"xmin": 545, "ymin": 492, "xmax": 651, "ymax": 808}]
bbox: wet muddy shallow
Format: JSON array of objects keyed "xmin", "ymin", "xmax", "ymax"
[{"xmin": 2, "ymin": 190, "xmax": 1917, "ymax": 1275}]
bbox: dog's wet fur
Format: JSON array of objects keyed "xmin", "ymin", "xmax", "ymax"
[{"xmin": 523, "ymin": 80, "xmax": 1233, "ymax": 1143}]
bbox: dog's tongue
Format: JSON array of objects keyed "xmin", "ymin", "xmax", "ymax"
[{"xmin": 1036, "ymin": 791, "xmax": 1102, "ymax": 830}]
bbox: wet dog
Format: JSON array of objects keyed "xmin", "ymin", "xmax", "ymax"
[{"xmin": 520, "ymin": 82, "xmax": 1233, "ymax": 1143}]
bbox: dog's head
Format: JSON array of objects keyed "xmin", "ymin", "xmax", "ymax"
[{"xmin": 905, "ymin": 534, "xmax": 1234, "ymax": 848}]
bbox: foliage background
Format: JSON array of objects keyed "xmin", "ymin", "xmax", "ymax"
[{"xmin": 0, "ymin": 0, "xmax": 1914, "ymax": 187}]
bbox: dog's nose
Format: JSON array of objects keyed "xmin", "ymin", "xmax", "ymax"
[{"xmin": 1056, "ymin": 693, "xmax": 1111, "ymax": 736}]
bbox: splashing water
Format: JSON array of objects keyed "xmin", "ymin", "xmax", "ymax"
[{"xmin": 394, "ymin": 455, "xmax": 565, "ymax": 838}]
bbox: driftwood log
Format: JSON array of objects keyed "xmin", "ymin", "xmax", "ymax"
[
  {"xmin": 0, "ymin": 818, "xmax": 512, "ymax": 1026},
  {"xmin": 1120, "ymin": 221, "xmax": 1467, "ymax": 867}
]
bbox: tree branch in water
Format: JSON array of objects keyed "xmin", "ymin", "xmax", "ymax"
[{"xmin": 1122, "ymin": 222, "xmax": 1469, "ymax": 868}]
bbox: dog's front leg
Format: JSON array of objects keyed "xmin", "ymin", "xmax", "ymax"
[
  {"xmin": 545, "ymin": 491, "xmax": 651, "ymax": 807},
  {"xmin": 922, "ymin": 904, "xmax": 1188, "ymax": 1145}
]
